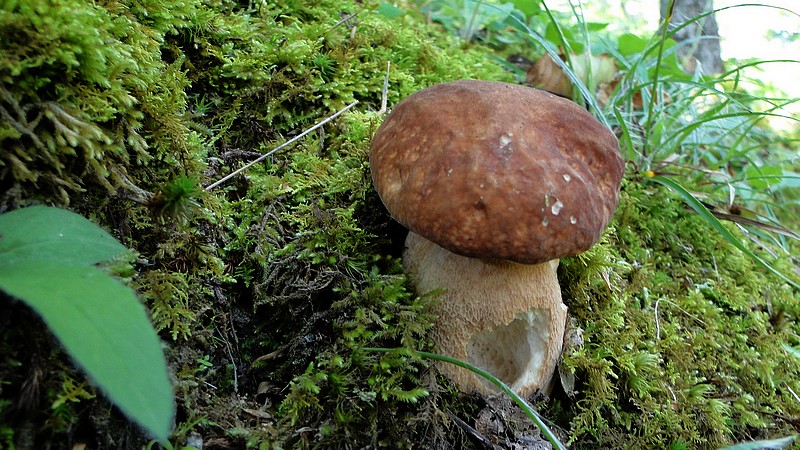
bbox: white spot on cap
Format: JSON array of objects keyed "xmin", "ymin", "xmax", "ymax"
[
  {"xmin": 498, "ymin": 134, "xmax": 514, "ymax": 160},
  {"xmin": 563, "ymin": 174, "xmax": 571, "ymax": 182},
  {"xmin": 447, "ymin": 168, "xmax": 453, "ymax": 176},
  {"xmin": 551, "ymin": 200, "xmax": 564, "ymax": 215},
  {"xmin": 570, "ymin": 216, "xmax": 577, "ymax": 224},
  {"xmin": 542, "ymin": 216, "xmax": 549, "ymax": 227},
  {"xmin": 479, "ymin": 183, "xmax": 485, "ymax": 189}
]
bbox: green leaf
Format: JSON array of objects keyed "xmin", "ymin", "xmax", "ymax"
[
  {"xmin": 744, "ymin": 164, "xmax": 783, "ymax": 190},
  {"xmin": 509, "ymin": 0, "xmax": 539, "ymax": 17},
  {"xmin": 545, "ymin": 21, "xmax": 582, "ymax": 53},
  {"xmin": 375, "ymin": 2, "xmax": 404, "ymax": 19},
  {"xmin": 617, "ymin": 32, "xmax": 647, "ymax": 55},
  {"xmin": 0, "ymin": 206, "xmax": 174, "ymax": 440},
  {"xmin": 0, "ymin": 259, "xmax": 174, "ymax": 441},
  {"xmin": 720, "ymin": 435, "xmax": 796, "ymax": 450},
  {"xmin": 649, "ymin": 175, "xmax": 800, "ymax": 289},
  {"xmin": 0, "ymin": 205, "xmax": 126, "ymax": 266},
  {"xmin": 585, "ymin": 22, "xmax": 609, "ymax": 32}
]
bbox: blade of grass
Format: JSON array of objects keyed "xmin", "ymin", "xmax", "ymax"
[
  {"xmin": 643, "ymin": 0, "xmax": 675, "ymax": 157},
  {"xmin": 655, "ymin": 110, "xmax": 798, "ymax": 164},
  {"xmin": 498, "ymin": 1, "xmax": 605, "ymax": 122},
  {"xmin": 363, "ymin": 347, "xmax": 567, "ymax": 450},
  {"xmin": 649, "ymin": 175, "xmax": 800, "ymax": 289}
]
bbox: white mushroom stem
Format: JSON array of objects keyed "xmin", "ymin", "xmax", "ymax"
[{"xmin": 403, "ymin": 231, "xmax": 568, "ymax": 397}]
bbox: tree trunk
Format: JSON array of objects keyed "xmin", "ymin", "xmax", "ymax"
[{"xmin": 660, "ymin": 0, "xmax": 723, "ymax": 74}]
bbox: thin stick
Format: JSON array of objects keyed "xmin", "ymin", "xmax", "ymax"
[
  {"xmin": 785, "ymin": 383, "xmax": 800, "ymax": 404},
  {"xmin": 332, "ymin": 11, "xmax": 358, "ymax": 29},
  {"xmin": 654, "ymin": 298, "xmax": 661, "ymax": 340},
  {"xmin": 218, "ymin": 326, "xmax": 239, "ymax": 395},
  {"xmin": 378, "ymin": 61, "xmax": 391, "ymax": 115},
  {"xmin": 205, "ymin": 101, "xmax": 359, "ymax": 190}
]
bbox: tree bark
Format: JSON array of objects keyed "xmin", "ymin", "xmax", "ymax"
[{"xmin": 660, "ymin": 0, "xmax": 723, "ymax": 74}]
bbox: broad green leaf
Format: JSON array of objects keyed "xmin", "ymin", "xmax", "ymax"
[
  {"xmin": 585, "ymin": 22, "xmax": 609, "ymax": 32},
  {"xmin": 649, "ymin": 175, "xmax": 799, "ymax": 289},
  {"xmin": 617, "ymin": 32, "xmax": 647, "ymax": 55},
  {"xmin": 0, "ymin": 205, "xmax": 126, "ymax": 266},
  {"xmin": 744, "ymin": 164, "xmax": 783, "ymax": 190},
  {"xmin": 545, "ymin": 21, "xmax": 582, "ymax": 53},
  {"xmin": 375, "ymin": 2, "xmax": 404, "ymax": 19},
  {"xmin": 0, "ymin": 259, "xmax": 174, "ymax": 441},
  {"xmin": 509, "ymin": 0, "xmax": 539, "ymax": 17}
]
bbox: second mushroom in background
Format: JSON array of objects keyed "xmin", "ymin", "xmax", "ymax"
[{"xmin": 370, "ymin": 79, "xmax": 624, "ymax": 397}]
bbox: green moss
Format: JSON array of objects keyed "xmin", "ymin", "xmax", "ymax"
[
  {"xmin": 221, "ymin": 107, "xmax": 442, "ymax": 446},
  {"xmin": 3, "ymin": 0, "xmax": 798, "ymax": 448},
  {"xmin": 562, "ymin": 177, "xmax": 800, "ymax": 448},
  {"xmin": 2, "ymin": 0, "xmax": 514, "ymax": 446},
  {"xmin": 0, "ymin": 0, "xmax": 203, "ymax": 206}
]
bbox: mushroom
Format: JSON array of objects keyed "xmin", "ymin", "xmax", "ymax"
[{"xmin": 369, "ymin": 79, "xmax": 624, "ymax": 396}]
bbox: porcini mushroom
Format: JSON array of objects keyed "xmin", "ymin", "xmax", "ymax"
[{"xmin": 369, "ymin": 79, "xmax": 624, "ymax": 396}]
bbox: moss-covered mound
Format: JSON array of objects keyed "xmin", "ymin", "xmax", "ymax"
[
  {"xmin": 1, "ymin": 0, "xmax": 798, "ymax": 449},
  {"xmin": 561, "ymin": 178, "xmax": 800, "ymax": 448}
]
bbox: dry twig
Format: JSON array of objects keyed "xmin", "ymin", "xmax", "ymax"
[{"xmin": 205, "ymin": 101, "xmax": 359, "ymax": 190}]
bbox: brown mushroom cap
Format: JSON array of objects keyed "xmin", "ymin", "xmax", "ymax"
[{"xmin": 370, "ymin": 79, "xmax": 624, "ymax": 264}]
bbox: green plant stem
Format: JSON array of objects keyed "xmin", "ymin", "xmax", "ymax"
[{"xmin": 363, "ymin": 347, "xmax": 567, "ymax": 450}]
